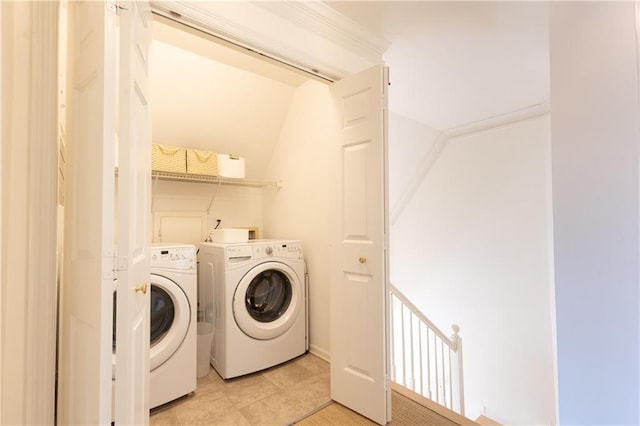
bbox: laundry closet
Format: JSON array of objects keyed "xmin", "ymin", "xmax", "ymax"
[{"xmin": 149, "ymin": 16, "xmax": 334, "ymax": 357}]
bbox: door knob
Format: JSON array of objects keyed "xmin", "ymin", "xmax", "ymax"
[
  {"xmin": 358, "ymin": 256, "xmax": 367, "ymax": 264},
  {"xmin": 134, "ymin": 283, "xmax": 148, "ymax": 295}
]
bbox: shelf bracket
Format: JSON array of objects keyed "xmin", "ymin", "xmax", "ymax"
[{"xmin": 151, "ymin": 173, "xmax": 160, "ymax": 213}]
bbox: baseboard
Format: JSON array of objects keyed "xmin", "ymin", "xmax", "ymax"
[
  {"xmin": 391, "ymin": 382, "xmax": 479, "ymax": 426},
  {"xmin": 308, "ymin": 344, "xmax": 330, "ymax": 363}
]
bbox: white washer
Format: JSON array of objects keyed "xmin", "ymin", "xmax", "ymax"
[
  {"xmin": 112, "ymin": 244, "xmax": 197, "ymax": 410},
  {"xmin": 198, "ymin": 240, "xmax": 307, "ymax": 379}
]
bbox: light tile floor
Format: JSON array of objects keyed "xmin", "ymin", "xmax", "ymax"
[{"xmin": 150, "ymin": 353, "xmax": 331, "ymax": 426}]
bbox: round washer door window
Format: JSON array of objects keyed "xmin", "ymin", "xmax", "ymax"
[
  {"xmin": 112, "ymin": 273, "xmax": 191, "ymax": 373},
  {"xmin": 233, "ymin": 262, "xmax": 302, "ymax": 340}
]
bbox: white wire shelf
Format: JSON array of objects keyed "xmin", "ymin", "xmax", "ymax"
[{"xmin": 151, "ymin": 170, "xmax": 281, "ymax": 188}]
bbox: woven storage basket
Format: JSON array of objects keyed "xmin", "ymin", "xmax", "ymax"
[
  {"xmin": 152, "ymin": 144, "xmax": 187, "ymax": 173},
  {"xmin": 187, "ymin": 149, "xmax": 218, "ymax": 176}
]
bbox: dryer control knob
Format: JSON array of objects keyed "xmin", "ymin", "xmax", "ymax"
[{"xmin": 265, "ymin": 246, "xmax": 273, "ymax": 255}]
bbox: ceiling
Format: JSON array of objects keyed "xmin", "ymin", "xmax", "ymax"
[
  {"xmin": 150, "ymin": 1, "xmax": 551, "ymax": 170},
  {"xmin": 326, "ymin": 1, "xmax": 550, "ymax": 131}
]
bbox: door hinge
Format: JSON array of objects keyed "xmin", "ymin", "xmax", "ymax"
[
  {"xmin": 106, "ymin": 1, "xmax": 128, "ymax": 15},
  {"xmin": 114, "ymin": 256, "xmax": 127, "ymax": 272},
  {"xmin": 103, "ymin": 255, "xmax": 127, "ymax": 279}
]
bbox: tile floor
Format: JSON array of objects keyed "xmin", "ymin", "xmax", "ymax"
[{"xmin": 149, "ymin": 353, "xmax": 331, "ymax": 426}]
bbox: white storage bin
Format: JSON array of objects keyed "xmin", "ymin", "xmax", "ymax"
[
  {"xmin": 197, "ymin": 322, "xmax": 214, "ymax": 378},
  {"xmin": 217, "ymin": 154, "xmax": 246, "ymax": 179}
]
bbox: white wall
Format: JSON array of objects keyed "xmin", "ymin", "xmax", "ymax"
[
  {"xmin": 262, "ymin": 80, "xmax": 333, "ymax": 359},
  {"xmin": 151, "ymin": 181, "xmax": 264, "ymax": 247},
  {"xmin": 549, "ymin": 3, "xmax": 640, "ymax": 423},
  {"xmin": 391, "ymin": 116, "xmax": 556, "ymax": 424}
]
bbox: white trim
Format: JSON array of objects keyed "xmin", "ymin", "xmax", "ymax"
[
  {"xmin": 1, "ymin": 3, "xmax": 30, "ymax": 423},
  {"xmin": 309, "ymin": 344, "xmax": 330, "ymax": 363},
  {"xmin": 444, "ymin": 101, "xmax": 550, "ymax": 139},
  {"xmin": 0, "ymin": 2, "xmax": 58, "ymax": 424},
  {"xmin": 0, "ymin": 1, "xmax": 4, "ymax": 418},
  {"xmin": 254, "ymin": 1, "xmax": 390, "ymax": 63},
  {"xmin": 542, "ymin": 114, "xmax": 559, "ymax": 426},
  {"xmin": 635, "ymin": 1, "xmax": 640, "ymax": 423},
  {"xmin": 150, "ymin": 1, "xmax": 388, "ymax": 80},
  {"xmin": 25, "ymin": 2, "xmax": 59, "ymax": 425}
]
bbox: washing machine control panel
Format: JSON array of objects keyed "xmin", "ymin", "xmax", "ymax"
[
  {"xmin": 151, "ymin": 245, "xmax": 197, "ymax": 270},
  {"xmin": 253, "ymin": 241, "xmax": 303, "ymax": 260}
]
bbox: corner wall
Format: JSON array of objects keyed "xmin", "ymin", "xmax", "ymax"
[
  {"xmin": 549, "ymin": 2, "xmax": 640, "ymax": 423},
  {"xmin": 391, "ymin": 115, "xmax": 556, "ymax": 424},
  {"xmin": 262, "ymin": 80, "xmax": 333, "ymax": 359},
  {"xmin": 388, "ymin": 113, "xmax": 444, "ymax": 225}
]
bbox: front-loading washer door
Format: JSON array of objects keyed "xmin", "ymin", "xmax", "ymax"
[
  {"xmin": 112, "ymin": 273, "xmax": 191, "ymax": 374},
  {"xmin": 233, "ymin": 261, "xmax": 302, "ymax": 340}
]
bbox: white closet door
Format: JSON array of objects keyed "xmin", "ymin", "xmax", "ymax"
[
  {"xmin": 329, "ymin": 64, "xmax": 391, "ymax": 425},
  {"xmin": 58, "ymin": 1, "xmax": 116, "ymax": 423},
  {"xmin": 115, "ymin": 1, "xmax": 152, "ymax": 424}
]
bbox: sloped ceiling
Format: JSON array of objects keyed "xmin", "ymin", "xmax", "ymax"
[{"xmin": 150, "ymin": 17, "xmax": 307, "ymax": 179}]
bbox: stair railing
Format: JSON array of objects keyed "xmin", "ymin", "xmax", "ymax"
[{"xmin": 389, "ymin": 284, "xmax": 465, "ymax": 415}]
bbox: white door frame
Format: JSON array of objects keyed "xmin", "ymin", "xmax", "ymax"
[{"xmin": 0, "ymin": 2, "xmax": 59, "ymax": 425}]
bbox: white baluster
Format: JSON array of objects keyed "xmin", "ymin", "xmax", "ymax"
[
  {"xmin": 390, "ymin": 294, "xmax": 395, "ymax": 382},
  {"xmin": 450, "ymin": 324, "xmax": 465, "ymax": 415},
  {"xmin": 400, "ymin": 303, "xmax": 407, "ymax": 386},
  {"xmin": 418, "ymin": 321, "xmax": 423, "ymax": 396},
  {"xmin": 388, "ymin": 285, "xmax": 465, "ymax": 415}
]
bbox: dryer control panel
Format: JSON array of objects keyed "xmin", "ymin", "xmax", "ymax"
[{"xmin": 151, "ymin": 245, "xmax": 197, "ymax": 270}]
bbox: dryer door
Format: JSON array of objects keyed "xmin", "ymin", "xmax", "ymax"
[
  {"xmin": 113, "ymin": 273, "xmax": 191, "ymax": 372},
  {"xmin": 233, "ymin": 261, "xmax": 302, "ymax": 340}
]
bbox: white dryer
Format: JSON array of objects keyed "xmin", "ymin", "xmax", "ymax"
[
  {"xmin": 198, "ymin": 240, "xmax": 307, "ymax": 379},
  {"xmin": 112, "ymin": 244, "xmax": 197, "ymax": 410}
]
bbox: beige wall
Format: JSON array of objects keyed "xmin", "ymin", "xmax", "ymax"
[{"xmin": 262, "ymin": 80, "xmax": 333, "ymax": 359}]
